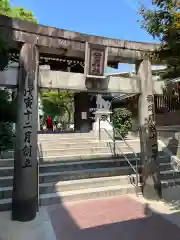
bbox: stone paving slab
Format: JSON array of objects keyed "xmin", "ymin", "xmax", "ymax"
[
  {"xmin": 47, "ymin": 195, "xmax": 180, "ymax": 240},
  {"xmin": 0, "ymin": 207, "xmax": 56, "ymax": 240}
]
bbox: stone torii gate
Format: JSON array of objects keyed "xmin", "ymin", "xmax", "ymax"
[{"xmin": 0, "ymin": 15, "xmax": 162, "ymax": 222}]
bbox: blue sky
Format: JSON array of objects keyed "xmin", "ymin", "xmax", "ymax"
[{"xmin": 10, "ymin": 0, "xmax": 158, "ymax": 72}]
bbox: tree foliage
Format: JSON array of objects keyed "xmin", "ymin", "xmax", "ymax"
[
  {"xmin": 40, "ymin": 91, "xmax": 74, "ymax": 126},
  {"xmin": 0, "ymin": 89, "xmax": 16, "ymax": 122},
  {"xmin": 0, "ymin": 0, "xmax": 37, "ymax": 22},
  {"xmin": 112, "ymin": 108, "xmax": 132, "ymax": 138},
  {"xmin": 0, "ymin": 122, "xmax": 15, "ymax": 154},
  {"xmin": 0, "ymin": 89, "xmax": 16, "ymax": 153},
  {"xmin": 0, "ymin": 0, "xmax": 37, "ymax": 71},
  {"xmin": 138, "ymin": 0, "xmax": 180, "ymax": 78}
]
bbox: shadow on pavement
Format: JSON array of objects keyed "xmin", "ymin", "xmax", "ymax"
[{"xmin": 47, "ymin": 199, "xmax": 180, "ymax": 240}]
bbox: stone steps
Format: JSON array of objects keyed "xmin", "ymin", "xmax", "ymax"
[
  {"xmin": 39, "ymin": 141, "xmax": 109, "ymax": 149},
  {"xmin": 0, "ymin": 156, "xmax": 179, "ymax": 211},
  {"xmin": 1, "ymin": 143, "xmax": 141, "ymax": 160},
  {"xmin": 0, "ymin": 176, "xmax": 13, "ymax": 187},
  {"xmin": 39, "ymin": 158, "xmax": 140, "ymax": 173},
  {"xmin": 0, "ymin": 175, "xmax": 137, "ymax": 199},
  {"xmin": 39, "ymin": 152, "xmax": 136, "ymax": 163},
  {"xmin": 0, "ymin": 150, "xmax": 168, "ymax": 167},
  {"xmin": 0, "ymin": 164, "xmax": 173, "ymax": 187},
  {"xmin": 2, "ymin": 174, "xmax": 180, "ymax": 211},
  {"xmin": 160, "ymin": 170, "xmax": 180, "ymax": 180},
  {"xmin": 0, "ymin": 160, "xmax": 175, "ymax": 190},
  {"xmin": 0, "ymin": 159, "xmax": 172, "ymax": 178},
  {"xmin": 0, "ymin": 184, "xmax": 141, "ymax": 211},
  {"xmin": 38, "ymin": 137, "xmax": 98, "ymax": 144},
  {"xmin": 38, "ymin": 134, "xmax": 139, "ymax": 146},
  {"xmin": 38, "ymin": 136, "xmax": 100, "ymax": 143},
  {"xmin": 39, "ymin": 150, "xmax": 169, "ymax": 163},
  {"xmin": 38, "ymin": 132, "xmax": 97, "ymax": 137},
  {"xmin": 38, "ymin": 140, "xmax": 140, "ymax": 149},
  {"xmin": 39, "ymin": 146, "xmax": 142, "ymax": 157},
  {"xmin": 161, "ymin": 178, "xmax": 180, "ymax": 188},
  {"xmin": 38, "ymin": 138, "xmax": 139, "ymax": 143},
  {"xmin": 0, "ymin": 149, "xmax": 142, "ymax": 211},
  {"xmin": 0, "ymin": 134, "xmax": 179, "ymax": 211},
  {"xmin": 39, "ymin": 176, "xmax": 135, "ymax": 193},
  {"xmin": 39, "ymin": 184, "xmax": 140, "ymax": 206},
  {"xmin": 37, "ymin": 131, "xmax": 113, "ymax": 140},
  {"xmin": 0, "ymin": 159, "xmax": 14, "ymax": 167},
  {"xmin": 41, "ymin": 166, "xmax": 137, "ymax": 183}
]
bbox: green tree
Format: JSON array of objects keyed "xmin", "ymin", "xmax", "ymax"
[
  {"xmin": 138, "ymin": 0, "xmax": 180, "ymax": 79},
  {"xmin": 0, "ymin": 0, "xmax": 37, "ymax": 71},
  {"xmin": 0, "ymin": 0, "xmax": 37, "ymax": 22},
  {"xmin": 41, "ymin": 91, "xmax": 74, "ymax": 128},
  {"xmin": 112, "ymin": 108, "xmax": 132, "ymax": 138},
  {"xmin": 0, "ymin": 89, "xmax": 16, "ymax": 154},
  {"xmin": 0, "ymin": 89, "xmax": 16, "ymax": 122}
]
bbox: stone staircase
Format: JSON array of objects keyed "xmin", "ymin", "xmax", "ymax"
[{"xmin": 0, "ymin": 132, "xmax": 179, "ymax": 210}]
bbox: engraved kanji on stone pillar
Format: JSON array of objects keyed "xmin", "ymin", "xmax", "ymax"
[
  {"xmin": 12, "ymin": 43, "xmax": 39, "ymax": 222},
  {"xmin": 136, "ymin": 58, "xmax": 162, "ymax": 200}
]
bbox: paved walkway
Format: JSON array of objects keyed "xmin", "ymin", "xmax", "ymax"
[
  {"xmin": 0, "ymin": 207, "xmax": 56, "ymax": 240},
  {"xmin": 47, "ymin": 195, "xmax": 180, "ymax": 240}
]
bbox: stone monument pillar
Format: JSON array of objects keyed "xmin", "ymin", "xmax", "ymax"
[
  {"xmin": 12, "ymin": 43, "xmax": 39, "ymax": 222},
  {"xmin": 136, "ymin": 58, "xmax": 162, "ymax": 200}
]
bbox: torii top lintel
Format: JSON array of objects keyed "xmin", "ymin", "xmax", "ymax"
[{"xmin": 0, "ymin": 15, "xmax": 160, "ymax": 64}]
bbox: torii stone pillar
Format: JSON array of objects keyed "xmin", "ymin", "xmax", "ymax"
[
  {"xmin": 136, "ymin": 58, "xmax": 162, "ymax": 200},
  {"xmin": 12, "ymin": 43, "xmax": 39, "ymax": 222}
]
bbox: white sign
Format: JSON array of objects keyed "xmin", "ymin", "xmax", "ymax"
[{"xmin": 81, "ymin": 112, "xmax": 87, "ymax": 120}]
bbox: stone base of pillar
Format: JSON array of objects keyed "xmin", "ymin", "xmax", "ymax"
[
  {"xmin": 142, "ymin": 181, "xmax": 162, "ymax": 200},
  {"xmin": 12, "ymin": 197, "xmax": 37, "ymax": 222}
]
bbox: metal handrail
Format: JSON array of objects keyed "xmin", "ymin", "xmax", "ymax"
[{"xmin": 99, "ymin": 117, "xmax": 139, "ymax": 196}]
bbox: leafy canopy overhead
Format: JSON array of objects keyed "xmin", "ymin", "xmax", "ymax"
[
  {"xmin": 0, "ymin": 0, "xmax": 37, "ymax": 22},
  {"xmin": 138, "ymin": 0, "xmax": 180, "ymax": 78},
  {"xmin": 0, "ymin": 0, "xmax": 37, "ymax": 71}
]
